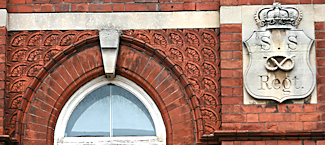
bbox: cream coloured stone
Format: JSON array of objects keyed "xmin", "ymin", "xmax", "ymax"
[
  {"xmin": 244, "ymin": 30, "xmax": 315, "ymax": 102},
  {"xmin": 314, "ymin": 4, "xmax": 325, "ymax": 21},
  {"xmin": 8, "ymin": 12, "xmax": 219, "ymax": 31},
  {"xmin": 99, "ymin": 29, "xmax": 121, "ymax": 79},
  {"xmin": 0, "ymin": 9, "xmax": 8, "ymax": 28},
  {"xmin": 242, "ymin": 5, "xmax": 315, "ymax": 41},
  {"xmin": 242, "ymin": 4, "xmax": 317, "ymax": 104},
  {"xmin": 220, "ymin": 6, "xmax": 241, "ymax": 24},
  {"xmin": 99, "ymin": 29, "xmax": 120, "ymax": 49}
]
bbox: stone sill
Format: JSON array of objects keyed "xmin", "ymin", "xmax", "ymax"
[{"xmin": 200, "ymin": 130, "xmax": 325, "ymax": 144}]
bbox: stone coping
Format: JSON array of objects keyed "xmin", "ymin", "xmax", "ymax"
[{"xmin": 5, "ymin": 11, "xmax": 219, "ymax": 31}]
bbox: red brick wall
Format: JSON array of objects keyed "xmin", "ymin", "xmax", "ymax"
[
  {"xmin": 4, "ymin": 29, "xmax": 221, "ymax": 144},
  {"xmin": 117, "ymin": 36, "xmax": 197, "ymax": 144},
  {"xmin": 122, "ymin": 29, "xmax": 221, "ymax": 138},
  {"xmin": 0, "ymin": 27, "xmax": 6, "ymax": 136},
  {"xmin": 0, "ymin": 0, "xmax": 5, "ymax": 8},
  {"xmin": 220, "ymin": 24, "xmax": 243, "ymax": 131},
  {"xmin": 5, "ymin": 30, "xmax": 98, "ymax": 139},
  {"xmin": 4, "ymin": 2, "xmax": 325, "ymax": 145},
  {"xmin": 315, "ymin": 21, "xmax": 325, "ymax": 129},
  {"xmin": 7, "ymin": 0, "xmax": 219, "ymax": 13}
]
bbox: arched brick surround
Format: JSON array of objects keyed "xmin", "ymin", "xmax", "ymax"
[{"xmin": 13, "ymin": 35, "xmax": 203, "ymax": 144}]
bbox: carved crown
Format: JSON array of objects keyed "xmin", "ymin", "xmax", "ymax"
[{"xmin": 255, "ymin": 3, "xmax": 302, "ymax": 29}]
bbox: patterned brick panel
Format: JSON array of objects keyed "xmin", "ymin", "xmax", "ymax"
[
  {"xmin": 117, "ymin": 37, "xmax": 196, "ymax": 144},
  {"xmin": 23, "ymin": 38, "xmax": 103, "ymax": 145},
  {"xmin": 123, "ymin": 29, "xmax": 221, "ymax": 134},
  {"xmin": 5, "ymin": 30, "xmax": 219, "ymax": 144},
  {"xmin": 7, "ymin": 0, "xmax": 220, "ymax": 13},
  {"xmin": 5, "ymin": 30, "xmax": 98, "ymax": 139},
  {"xmin": 20, "ymin": 35, "xmax": 202, "ymax": 144}
]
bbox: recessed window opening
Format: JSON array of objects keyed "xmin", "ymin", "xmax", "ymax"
[
  {"xmin": 65, "ymin": 84, "xmax": 156, "ymax": 137},
  {"xmin": 54, "ymin": 75, "xmax": 166, "ymax": 145}
]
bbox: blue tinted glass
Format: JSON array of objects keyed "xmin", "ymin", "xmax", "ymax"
[
  {"xmin": 112, "ymin": 85, "xmax": 156, "ymax": 136},
  {"xmin": 65, "ymin": 84, "xmax": 156, "ymax": 137},
  {"xmin": 65, "ymin": 85, "xmax": 111, "ymax": 137}
]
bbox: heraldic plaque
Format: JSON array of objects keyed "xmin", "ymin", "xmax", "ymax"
[{"xmin": 243, "ymin": 3, "xmax": 316, "ymax": 103}]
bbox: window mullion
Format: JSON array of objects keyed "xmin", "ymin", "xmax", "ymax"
[{"xmin": 110, "ymin": 85, "xmax": 113, "ymax": 137}]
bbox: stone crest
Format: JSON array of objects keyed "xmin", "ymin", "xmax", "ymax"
[{"xmin": 244, "ymin": 3, "xmax": 315, "ymax": 102}]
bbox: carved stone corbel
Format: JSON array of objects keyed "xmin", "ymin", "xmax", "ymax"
[{"xmin": 99, "ymin": 29, "xmax": 121, "ymax": 79}]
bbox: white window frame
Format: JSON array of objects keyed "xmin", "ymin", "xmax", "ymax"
[{"xmin": 54, "ymin": 75, "xmax": 166, "ymax": 145}]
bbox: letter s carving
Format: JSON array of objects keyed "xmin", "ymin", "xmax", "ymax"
[
  {"xmin": 288, "ymin": 35, "xmax": 298, "ymax": 50},
  {"xmin": 260, "ymin": 36, "xmax": 271, "ymax": 50}
]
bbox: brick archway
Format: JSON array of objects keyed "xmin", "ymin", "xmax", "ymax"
[{"xmin": 15, "ymin": 35, "xmax": 202, "ymax": 144}]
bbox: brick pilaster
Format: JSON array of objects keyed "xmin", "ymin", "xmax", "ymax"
[{"xmin": 0, "ymin": 27, "xmax": 6, "ymax": 135}]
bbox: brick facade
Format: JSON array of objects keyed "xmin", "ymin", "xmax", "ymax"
[
  {"xmin": 1, "ymin": 0, "xmax": 325, "ymax": 145},
  {"xmin": 3, "ymin": 30, "xmax": 220, "ymax": 144}
]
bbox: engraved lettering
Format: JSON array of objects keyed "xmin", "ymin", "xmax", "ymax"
[
  {"xmin": 288, "ymin": 35, "xmax": 298, "ymax": 50},
  {"xmin": 293, "ymin": 76, "xmax": 300, "ymax": 89},
  {"xmin": 259, "ymin": 75, "xmax": 271, "ymax": 90},
  {"xmin": 282, "ymin": 77, "xmax": 291, "ymax": 89},
  {"xmin": 258, "ymin": 75, "xmax": 301, "ymax": 91},
  {"xmin": 260, "ymin": 36, "xmax": 271, "ymax": 50},
  {"xmin": 272, "ymin": 79, "xmax": 281, "ymax": 89}
]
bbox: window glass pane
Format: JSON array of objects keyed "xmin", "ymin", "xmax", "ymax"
[
  {"xmin": 65, "ymin": 85, "xmax": 111, "ymax": 137},
  {"xmin": 112, "ymin": 85, "xmax": 156, "ymax": 136},
  {"xmin": 65, "ymin": 84, "xmax": 156, "ymax": 137}
]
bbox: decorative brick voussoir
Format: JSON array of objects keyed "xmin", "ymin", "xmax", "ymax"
[
  {"xmin": 4, "ymin": 29, "xmax": 219, "ymax": 144},
  {"xmin": 118, "ymin": 33, "xmax": 220, "ymax": 144},
  {"xmin": 123, "ymin": 29, "xmax": 221, "ymax": 133}
]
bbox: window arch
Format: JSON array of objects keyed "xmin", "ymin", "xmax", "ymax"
[{"xmin": 54, "ymin": 75, "xmax": 166, "ymax": 144}]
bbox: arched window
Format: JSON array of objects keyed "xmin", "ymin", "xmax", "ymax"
[{"xmin": 54, "ymin": 75, "xmax": 166, "ymax": 144}]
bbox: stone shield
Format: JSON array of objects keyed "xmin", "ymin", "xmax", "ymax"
[{"xmin": 244, "ymin": 29, "xmax": 315, "ymax": 102}]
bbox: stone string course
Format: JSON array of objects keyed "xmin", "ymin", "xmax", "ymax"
[{"xmin": 7, "ymin": 0, "xmax": 219, "ymax": 13}]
